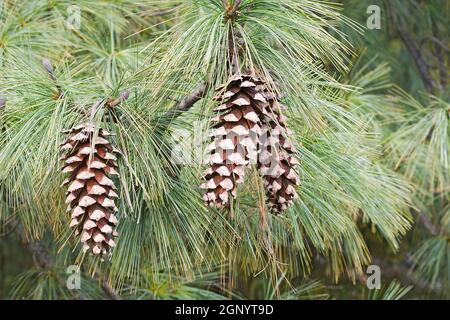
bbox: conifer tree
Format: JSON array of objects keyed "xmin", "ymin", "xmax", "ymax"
[{"xmin": 0, "ymin": 0, "xmax": 447, "ymax": 300}]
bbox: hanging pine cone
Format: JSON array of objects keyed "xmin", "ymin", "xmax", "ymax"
[
  {"xmin": 258, "ymin": 89, "xmax": 300, "ymax": 213},
  {"xmin": 201, "ymin": 74, "xmax": 267, "ymax": 207},
  {"xmin": 60, "ymin": 123, "xmax": 120, "ymax": 255}
]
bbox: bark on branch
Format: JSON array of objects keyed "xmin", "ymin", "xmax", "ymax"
[
  {"xmin": 99, "ymin": 277, "xmax": 122, "ymax": 300},
  {"xmin": 397, "ymin": 28, "xmax": 436, "ymax": 93},
  {"xmin": 162, "ymin": 83, "xmax": 208, "ymax": 120},
  {"xmin": 176, "ymin": 84, "xmax": 207, "ymax": 112},
  {"xmin": 415, "ymin": 211, "xmax": 440, "ymax": 236},
  {"xmin": 432, "ymin": 23, "xmax": 448, "ymax": 90},
  {"xmin": 0, "ymin": 95, "xmax": 6, "ymax": 109},
  {"xmin": 27, "ymin": 240, "xmax": 54, "ymax": 270}
]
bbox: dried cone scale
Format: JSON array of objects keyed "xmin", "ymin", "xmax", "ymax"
[
  {"xmin": 60, "ymin": 123, "xmax": 120, "ymax": 255},
  {"xmin": 258, "ymin": 89, "xmax": 300, "ymax": 213},
  {"xmin": 201, "ymin": 74, "xmax": 267, "ymax": 207}
]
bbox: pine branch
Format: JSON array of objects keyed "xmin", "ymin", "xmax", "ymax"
[
  {"xmin": 107, "ymin": 90, "xmax": 130, "ymax": 108},
  {"xmin": 26, "ymin": 240, "xmax": 54, "ymax": 270},
  {"xmin": 387, "ymin": 1, "xmax": 437, "ymax": 93},
  {"xmin": 397, "ymin": 28, "xmax": 436, "ymax": 93},
  {"xmin": 175, "ymin": 84, "xmax": 207, "ymax": 112},
  {"xmin": 140, "ymin": 8, "xmax": 177, "ymax": 17},
  {"xmin": 29, "ymin": 239, "xmax": 122, "ymax": 299},
  {"xmin": 7, "ymin": 220, "xmax": 54, "ymax": 269},
  {"xmin": 42, "ymin": 58, "xmax": 63, "ymax": 98},
  {"xmin": 161, "ymin": 83, "xmax": 207, "ymax": 120},
  {"xmin": 232, "ymin": 0, "xmax": 242, "ymax": 14},
  {"xmin": 100, "ymin": 279, "xmax": 122, "ymax": 300},
  {"xmin": 432, "ymin": 23, "xmax": 448, "ymax": 90},
  {"xmin": 415, "ymin": 210, "xmax": 440, "ymax": 236},
  {"xmin": 0, "ymin": 95, "xmax": 5, "ymax": 109},
  {"xmin": 371, "ymin": 256, "xmax": 444, "ymax": 294},
  {"xmin": 89, "ymin": 91, "xmax": 130, "ymax": 121}
]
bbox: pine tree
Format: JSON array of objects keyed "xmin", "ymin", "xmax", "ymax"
[{"xmin": 0, "ymin": 0, "xmax": 447, "ymax": 300}]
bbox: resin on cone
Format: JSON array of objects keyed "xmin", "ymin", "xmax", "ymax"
[{"xmin": 60, "ymin": 123, "xmax": 120, "ymax": 255}]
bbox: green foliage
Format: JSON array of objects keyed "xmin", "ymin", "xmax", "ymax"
[
  {"xmin": 411, "ymin": 237, "xmax": 450, "ymax": 292},
  {"xmin": 368, "ymin": 280, "xmax": 412, "ymax": 300},
  {"xmin": 0, "ymin": 0, "xmax": 448, "ymax": 300},
  {"xmin": 260, "ymin": 277, "xmax": 329, "ymax": 300},
  {"xmin": 120, "ymin": 269, "xmax": 229, "ymax": 300}
]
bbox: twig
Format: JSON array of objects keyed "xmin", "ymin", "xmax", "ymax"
[
  {"xmin": 387, "ymin": 1, "xmax": 437, "ymax": 93},
  {"xmin": 0, "ymin": 217, "xmax": 19, "ymax": 237},
  {"xmin": 397, "ymin": 28, "xmax": 436, "ymax": 93},
  {"xmin": 176, "ymin": 83, "xmax": 207, "ymax": 111},
  {"xmin": 431, "ymin": 37, "xmax": 450, "ymax": 53},
  {"xmin": 95, "ymin": 269, "xmax": 122, "ymax": 300},
  {"xmin": 100, "ymin": 279, "xmax": 122, "ymax": 300},
  {"xmin": 89, "ymin": 90, "xmax": 131, "ymax": 122},
  {"xmin": 6, "ymin": 220, "xmax": 54, "ymax": 269},
  {"xmin": 140, "ymin": 8, "xmax": 177, "ymax": 18},
  {"xmin": 0, "ymin": 95, "xmax": 5, "ymax": 109},
  {"xmin": 106, "ymin": 90, "xmax": 130, "ymax": 108},
  {"xmin": 42, "ymin": 58, "xmax": 63, "ymax": 99},
  {"xmin": 42, "ymin": 58, "xmax": 56, "ymax": 81},
  {"xmin": 41, "ymin": 59, "xmax": 130, "ymax": 119},
  {"xmin": 415, "ymin": 210, "xmax": 440, "ymax": 236},
  {"xmin": 232, "ymin": 0, "xmax": 242, "ymax": 13},
  {"xmin": 41, "ymin": 59, "xmax": 89, "ymax": 118},
  {"xmin": 224, "ymin": 0, "xmax": 243, "ymax": 74},
  {"xmin": 27, "ymin": 241, "xmax": 54, "ymax": 270},
  {"xmin": 27, "ymin": 235, "xmax": 122, "ymax": 300},
  {"xmin": 89, "ymin": 98, "xmax": 107, "ymax": 122},
  {"xmin": 432, "ymin": 23, "xmax": 448, "ymax": 90},
  {"xmin": 371, "ymin": 256, "xmax": 444, "ymax": 294}
]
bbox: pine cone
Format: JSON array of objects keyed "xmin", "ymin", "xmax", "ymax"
[
  {"xmin": 201, "ymin": 74, "xmax": 267, "ymax": 207},
  {"xmin": 258, "ymin": 89, "xmax": 300, "ymax": 213},
  {"xmin": 60, "ymin": 123, "xmax": 120, "ymax": 255}
]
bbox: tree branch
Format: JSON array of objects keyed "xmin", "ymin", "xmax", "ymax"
[
  {"xmin": 28, "ymin": 238, "xmax": 122, "ymax": 299},
  {"xmin": 415, "ymin": 211, "xmax": 440, "ymax": 236},
  {"xmin": 232, "ymin": 0, "xmax": 242, "ymax": 13},
  {"xmin": 370, "ymin": 256, "xmax": 443, "ymax": 294},
  {"xmin": 432, "ymin": 23, "xmax": 448, "ymax": 90},
  {"xmin": 89, "ymin": 90, "xmax": 130, "ymax": 121},
  {"xmin": 161, "ymin": 83, "xmax": 207, "ymax": 120},
  {"xmin": 100, "ymin": 279, "xmax": 122, "ymax": 300},
  {"xmin": 42, "ymin": 58, "xmax": 63, "ymax": 99},
  {"xmin": 106, "ymin": 90, "xmax": 130, "ymax": 108},
  {"xmin": 140, "ymin": 8, "xmax": 177, "ymax": 17},
  {"xmin": 397, "ymin": 28, "xmax": 436, "ymax": 93},
  {"xmin": 26, "ymin": 240, "xmax": 54, "ymax": 270},
  {"xmin": 176, "ymin": 84, "xmax": 207, "ymax": 112},
  {"xmin": 0, "ymin": 95, "xmax": 5, "ymax": 110}
]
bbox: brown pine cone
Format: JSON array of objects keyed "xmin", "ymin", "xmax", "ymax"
[
  {"xmin": 201, "ymin": 74, "xmax": 268, "ymax": 207},
  {"xmin": 60, "ymin": 123, "xmax": 120, "ymax": 255},
  {"xmin": 258, "ymin": 89, "xmax": 300, "ymax": 213}
]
